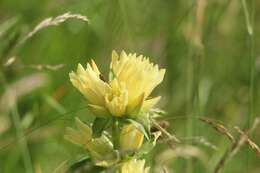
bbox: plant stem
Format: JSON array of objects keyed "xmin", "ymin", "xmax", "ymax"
[
  {"xmin": 11, "ymin": 103, "xmax": 34, "ymax": 173},
  {"xmin": 112, "ymin": 118, "xmax": 120, "ymax": 149},
  {"xmin": 0, "ymin": 71, "xmax": 33, "ymax": 173},
  {"xmin": 241, "ymin": 0, "xmax": 255, "ymax": 171}
]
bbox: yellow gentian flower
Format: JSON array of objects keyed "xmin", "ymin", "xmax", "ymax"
[
  {"xmin": 119, "ymin": 123, "xmax": 144, "ymax": 152},
  {"xmin": 117, "ymin": 159, "xmax": 150, "ymax": 173},
  {"xmin": 110, "ymin": 51, "xmax": 165, "ymax": 115},
  {"xmin": 64, "ymin": 118, "xmax": 119, "ymax": 167},
  {"xmin": 69, "ymin": 50, "xmax": 165, "ymax": 117}
]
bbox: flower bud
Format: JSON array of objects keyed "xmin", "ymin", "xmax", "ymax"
[
  {"xmin": 65, "ymin": 118, "xmax": 119, "ymax": 167},
  {"xmin": 117, "ymin": 159, "xmax": 150, "ymax": 173},
  {"xmin": 119, "ymin": 124, "xmax": 144, "ymax": 152},
  {"xmin": 87, "ymin": 135, "xmax": 120, "ymax": 167}
]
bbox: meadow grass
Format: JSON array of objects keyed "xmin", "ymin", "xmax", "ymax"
[{"xmin": 0, "ymin": 0, "xmax": 260, "ymax": 173}]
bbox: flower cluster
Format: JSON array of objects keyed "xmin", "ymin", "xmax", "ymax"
[
  {"xmin": 65, "ymin": 50, "xmax": 165, "ymax": 172},
  {"xmin": 69, "ymin": 50, "xmax": 165, "ymax": 117}
]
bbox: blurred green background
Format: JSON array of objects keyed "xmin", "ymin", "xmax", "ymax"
[{"xmin": 0, "ymin": 0, "xmax": 259, "ymax": 172}]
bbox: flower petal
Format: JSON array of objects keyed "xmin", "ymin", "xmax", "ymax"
[
  {"xmin": 88, "ymin": 104, "xmax": 109, "ymax": 117},
  {"xmin": 91, "ymin": 59, "xmax": 101, "ymax": 75},
  {"xmin": 142, "ymin": 96, "xmax": 161, "ymax": 111},
  {"xmin": 69, "ymin": 62, "xmax": 110, "ymax": 106},
  {"xmin": 127, "ymin": 93, "xmax": 145, "ymax": 116},
  {"xmin": 64, "ymin": 118, "xmax": 92, "ymax": 146},
  {"xmin": 105, "ymin": 79, "xmax": 128, "ymax": 117}
]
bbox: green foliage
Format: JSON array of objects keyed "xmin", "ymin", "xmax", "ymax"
[
  {"xmin": 0, "ymin": 0, "xmax": 259, "ymax": 173},
  {"xmin": 92, "ymin": 117, "xmax": 111, "ymax": 138}
]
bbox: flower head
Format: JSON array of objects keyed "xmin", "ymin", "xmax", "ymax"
[
  {"xmin": 69, "ymin": 50, "xmax": 165, "ymax": 117},
  {"xmin": 110, "ymin": 51, "xmax": 165, "ymax": 115},
  {"xmin": 117, "ymin": 159, "xmax": 150, "ymax": 173}
]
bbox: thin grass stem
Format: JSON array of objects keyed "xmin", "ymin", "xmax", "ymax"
[
  {"xmin": 10, "ymin": 103, "xmax": 34, "ymax": 173},
  {"xmin": 241, "ymin": 0, "xmax": 255, "ymax": 172}
]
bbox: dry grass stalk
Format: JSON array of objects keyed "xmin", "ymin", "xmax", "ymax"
[
  {"xmin": 0, "ymin": 17, "xmax": 19, "ymax": 38},
  {"xmin": 196, "ymin": 136, "xmax": 218, "ymax": 150},
  {"xmin": 234, "ymin": 126, "xmax": 260, "ymax": 156},
  {"xmin": 151, "ymin": 119, "xmax": 180, "ymax": 143},
  {"xmin": 213, "ymin": 117, "xmax": 260, "ymax": 173},
  {"xmin": 3, "ymin": 56, "xmax": 16, "ymax": 67},
  {"xmin": 194, "ymin": 0, "xmax": 206, "ymax": 46},
  {"xmin": 180, "ymin": 136, "xmax": 218, "ymax": 151},
  {"xmin": 0, "ymin": 73, "xmax": 48, "ymax": 113},
  {"xmin": 21, "ymin": 12, "xmax": 89, "ymax": 43},
  {"xmin": 156, "ymin": 145, "xmax": 208, "ymax": 168},
  {"xmin": 24, "ymin": 64, "xmax": 65, "ymax": 71},
  {"xmin": 199, "ymin": 117, "xmax": 235, "ymax": 143}
]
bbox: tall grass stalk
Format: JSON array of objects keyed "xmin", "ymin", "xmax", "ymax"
[
  {"xmin": 186, "ymin": 44, "xmax": 194, "ymax": 173},
  {"xmin": 118, "ymin": 0, "xmax": 134, "ymax": 48},
  {"xmin": 10, "ymin": 103, "xmax": 34, "ymax": 173},
  {"xmin": 186, "ymin": 0, "xmax": 205, "ymax": 172},
  {"xmin": 0, "ymin": 72, "xmax": 33, "ymax": 173},
  {"xmin": 241, "ymin": 0, "xmax": 255, "ymax": 172}
]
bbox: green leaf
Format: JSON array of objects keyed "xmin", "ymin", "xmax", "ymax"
[
  {"xmin": 68, "ymin": 156, "xmax": 91, "ymax": 172},
  {"xmin": 126, "ymin": 119, "xmax": 150, "ymax": 140},
  {"xmin": 68, "ymin": 156, "xmax": 105, "ymax": 173},
  {"xmin": 92, "ymin": 117, "xmax": 111, "ymax": 138},
  {"xmin": 136, "ymin": 142, "xmax": 154, "ymax": 157},
  {"xmin": 136, "ymin": 131, "xmax": 161, "ymax": 157}
]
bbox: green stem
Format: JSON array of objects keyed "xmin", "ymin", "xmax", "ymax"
[
  {"xmin": 186, "ymin": 42, "xmax": 194, "ymax": 173},
  {"xmin": 112, "ymin": 118, "xmax": 120, "ymax": 149},
  {"xmin": 0, "ymin": 71, "xmax": 33, "ymax": 173},
  {"xmin": 11, "ymin": 102, "xmax": 34, "ymax": 173},
  {"xmin": 241, "ymin": 0, "xmax": 255, "ymax": 172}
]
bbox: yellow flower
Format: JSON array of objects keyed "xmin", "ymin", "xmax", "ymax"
[
  {"xmin": 69, "ymin": 50, "xmax": 165, "ymax": 117},
  {"xmin": 69, "ymin": 60, "xmax": 110, "ymax": 116},
  {"xmin": 117, "ymin": 159, "xmax": 150, "ymax": 173},
  {"xmin": 119, "ymin": 123, "xmax": 144, "ymax": 152},
  {"xmin": 64, "ymin": 118, "xmax": 119, "ymax": 167},
  {"xmin": 110, "ymin": 51, "xmax": 165, "ymax": 115}
]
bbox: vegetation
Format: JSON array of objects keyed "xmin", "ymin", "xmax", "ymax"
[{"xmin": 0, "ymin": 0, "xmax": 259, "ymax": 173}]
